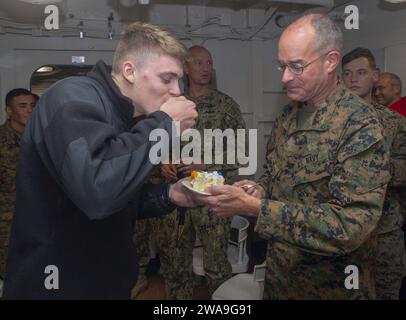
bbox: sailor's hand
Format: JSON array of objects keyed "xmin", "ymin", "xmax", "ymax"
[
  {"xmin": 199, "ymin": 185, "xmax": 261, "ymax": 218},
  {"xmin": 233, "ymin": 180, "xmax": 266, "ymax": 199},
  {"xmin": 161, "ymin": 164, "xmax": 178, "ymax": 182},
  {"xmin": 160, "ymin": 96, "xmax": 197, "ymax": 133},
  {"xmin": 168, "ymin": 178, "xmax": 206, "ymax": 207}
]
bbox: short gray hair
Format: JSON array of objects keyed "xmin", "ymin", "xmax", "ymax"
[{"xmin": 301, "ymin": 12, "xmax": 343, "ymax": 54}]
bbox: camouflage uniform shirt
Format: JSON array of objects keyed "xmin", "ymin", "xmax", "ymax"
[
  {"xmin": 372, "ymin": 101, "xmax": 406, "ymax": 233},
  {"xmin": 0, "ymin": 120, "xmax": 22, "ymax": 277},
  {"xmin": 372, "ymin": 101, "xmax": 406, "ymax": 299},
  {"xmin": 0, "ymin": 120, "xmax": 21, "ymax": 215},
  {"xmin": 186, "ymin": 88, "xmax": 246, "ymax": 179},
  {"xmin": 257, "ymin": 85, "xmax": 390, "ymax": 299}
]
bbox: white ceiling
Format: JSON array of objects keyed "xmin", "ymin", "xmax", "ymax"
[
  {"xmin": 0, "ymin": 0, "xmax": 405, "ymax": 42},
  {"xmin": 0, "ymin": 0, "xmax": 344, "ymax": 41},
  {"xmin": 0, "ymin": 0, "xmax": 342, "ymax": 24}
]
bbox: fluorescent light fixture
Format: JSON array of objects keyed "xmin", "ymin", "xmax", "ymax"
[
  {"xmin": 72, "ymin": 56, "xmax": 85, "ymax": 64},
  {"xmin": 36, "ymin": 66, "xmax": 54, "ymax": 73},
  {"xmin": 18, "ymin": 0, "xmax": 63, "ymax": 4}
]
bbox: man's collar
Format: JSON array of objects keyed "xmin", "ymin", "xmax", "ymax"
[
  {"xmin": 185, "ymin": 87, "xmax": 214, "ymax": 101},
  {"xmin": 282, "ymin": 83, "xmax": 348, "ymax": 135},
  {"xmin": 87, "ymin": 60, "xmax": 134, "ymax": 125},
  {"xmin": 4, "ymin": 120, "xmax": 22, "ymax": 137}
]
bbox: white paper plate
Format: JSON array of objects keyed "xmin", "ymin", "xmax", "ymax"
[
  {"xmin": 241, "ymin": 184, "xmax": 255, "ymax": 190},
  {"xmin": 181, "ymin": 180, "xmax": 211, "ymax": 196}
]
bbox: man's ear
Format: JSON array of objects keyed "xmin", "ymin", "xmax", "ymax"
[
  {"xmin": 372, "ymin": 69, "xmax": 379, "ymax": 83},
  {"xmin": 326, "ymin": 50, "xmax": 340, "ymax": 73},
  {"xmin": 183, "ymin": 62, "xmax": 190, "ymax": 76},
  {"xmin": 121, "ymin": 60, "xmax": 137, "ymax": 84},
  {"xmin": 394, "ymin": 84, "xmax": 402, "ymax": 96},
  {"xmin": 5, "ymin": 105, "xmax": 12, "ymax": 118}
]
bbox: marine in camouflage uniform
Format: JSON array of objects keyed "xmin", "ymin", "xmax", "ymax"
[
  {"xmin": 0, "ymin": 120, "xmax": 22, "ymax": 278},
  {"xmin": 131, "ymin": 217, "xmax": 156, "ymax": 299},
  {"xmin": 257, "ymin": 85, "xmax": 390, "ymax": 299},
  {"xmin": 158, "ymin": 88, "xmax": 246, "ymax": 299},
  {"xmin": 372, "ymin": 101, "xmax": 406, "ymax": 299}
]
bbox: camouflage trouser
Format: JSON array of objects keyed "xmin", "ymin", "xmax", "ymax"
[
  {"xmin": 376, "ymin": 228, "xmax": 406, "ymax": 300},
  {"xmin": 0, "ymin": 213, "xmax": 13, "ymax": 279},
  {"xmin": 399, "ymin": 189, "xmax": 406, "ymax": 221},
  {"xmin": 156, "ymin": 207, "xmax": 232, "ymax": 299},
  {"xmin": 133, "ymin": 218, "xmax": 160, "ymax": 272}
]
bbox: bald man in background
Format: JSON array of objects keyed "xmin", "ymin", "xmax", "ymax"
[{"xmin": 376, "ymin": 72, "xmax": 406, "ymax": 117}]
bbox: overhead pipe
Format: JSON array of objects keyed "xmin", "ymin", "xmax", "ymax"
[{"xmin": 269, "ymin": 0, "xmax": 334, "ymax": 7}]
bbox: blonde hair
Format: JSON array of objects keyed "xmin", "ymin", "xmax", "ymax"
[{"xmin": 112, "ymin": 22, "xmax": 187, "ymax": 74}]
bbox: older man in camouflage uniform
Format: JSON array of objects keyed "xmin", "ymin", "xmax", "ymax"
[
  {"xmin": 200, "ymin": 13, "xmax": 390, "ymax": 299},
  {"xmin": 342, "ymin": 47, "xmax": 406, "ymax": 299},
  {"xmin": 0, "ymin": 88, "xmax": 36, "ymax": 279},
  {"xmin": 151, "ymin": 46, "xmax": 246, "ymax": 299}
]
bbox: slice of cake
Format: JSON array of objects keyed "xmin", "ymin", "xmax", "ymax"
[{"xmin": 190, "ymin": 170, "xmax": 225, "ymax": 192}]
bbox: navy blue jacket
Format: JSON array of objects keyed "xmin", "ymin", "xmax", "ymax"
[{"xmin": 3, "ymin": 60, "xmax": 175, "ymax": 299}]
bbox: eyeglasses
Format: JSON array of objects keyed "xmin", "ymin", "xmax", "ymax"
[{"xmin": 274, "ymin": 51, "xmax": 332, "ymax": 75}]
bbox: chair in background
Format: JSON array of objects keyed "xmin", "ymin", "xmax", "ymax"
[{"xmin": 211, "ymin": 261, "xmax": 266, "ymax": 300}]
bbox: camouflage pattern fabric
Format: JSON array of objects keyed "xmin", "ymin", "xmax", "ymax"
[
  {"xmin": 376, "ymin": 229, "xmax": 406, "ymax": 299},
  {"xmin": 0, "ymin": 121, "xmax": 22, "ymax": 278},
  {"xmin": 131, "ymin": 166, "xmax": 165, "ymax": 296},
  {"xmin": 388, "ymin": 110, "xmax": 406, "ymax": 227},
  {"xmin": 386, "ymin": 107, "xmax": 406, "ymax": 191},
  {"xmin": 156, "ymin": 208, "xmax": 233, "ymax": 299},
  {"xmin": 257, "ymin": 85, "xmax": 390, "ymax": 299},
  {"xmin": 188, "ymin": 88, "xmax": 247, "ymax": 177},
  {"xmin": 188, "ymin": 208, "xmax": 232, "ymax": 296},
  {"xmin": 373, "ymin": 102, "xmax": 406, "ymax": 299},
  {"xmin": 133, "ymin": 218, "xmax": 155, "ymax": 271},
  {"xmin": 155, "ymin": 209, "xmax": 195, "ymax": 300}
]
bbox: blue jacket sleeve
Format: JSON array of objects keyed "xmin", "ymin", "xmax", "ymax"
[{"xmin": 37, "ymin": 99, "xmax": 173, "ymax": 220}]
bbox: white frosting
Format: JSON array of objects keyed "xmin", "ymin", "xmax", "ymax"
[{"xmin": 190, "ymin": 171, "xmax": 225, "ymax": 192}]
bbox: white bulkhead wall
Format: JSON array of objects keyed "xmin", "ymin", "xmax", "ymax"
[{"xmin": 1, "ymin": 0, "xmax": 406, "ymax": 177}]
